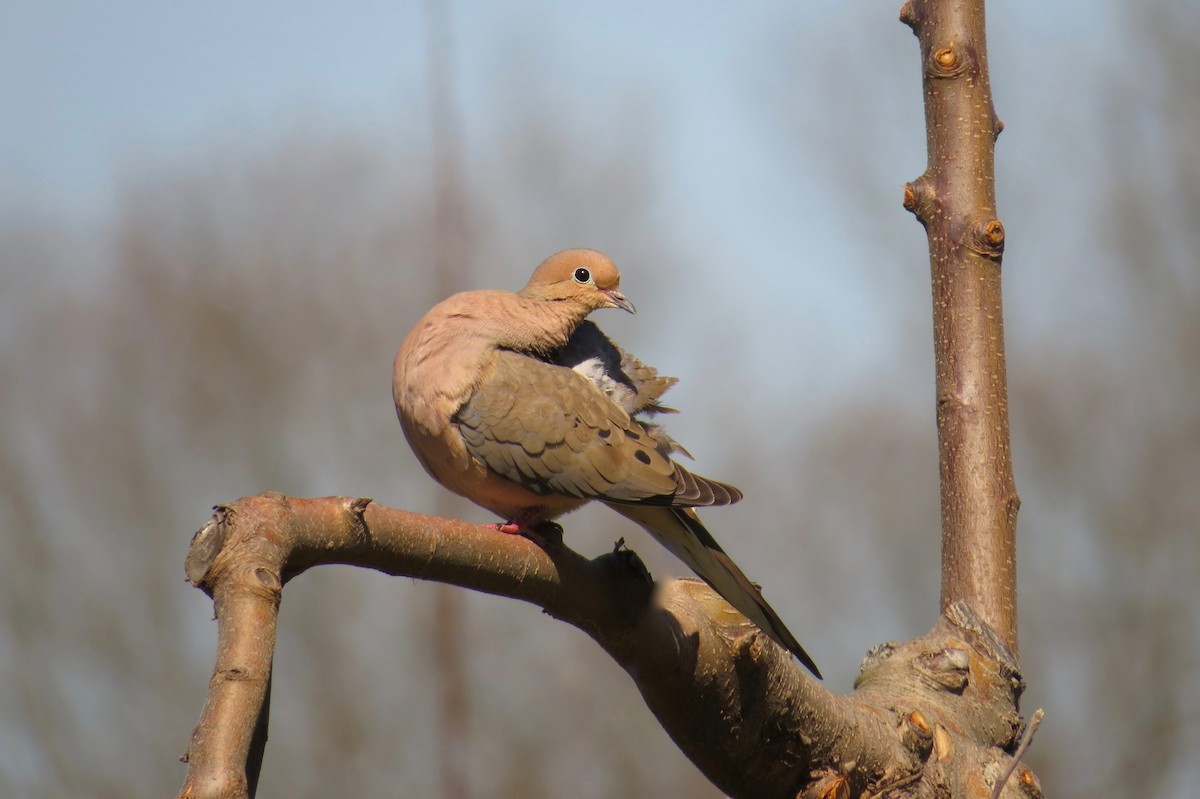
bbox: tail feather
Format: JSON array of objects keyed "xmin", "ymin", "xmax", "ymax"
[{"xmin": 609, "ymin": 504, "xmax": 821, "ymax": 679}]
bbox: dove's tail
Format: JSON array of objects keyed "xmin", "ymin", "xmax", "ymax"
[{"xmin": 610, "ymin": 504, "xmax": 821, "ymax": 679}]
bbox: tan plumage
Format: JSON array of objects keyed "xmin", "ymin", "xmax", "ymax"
[{"xmin": 393, "ymin": 248, "xmax": 820, "ymax": 677}]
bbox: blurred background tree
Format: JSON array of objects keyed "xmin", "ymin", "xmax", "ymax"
[{"xmin": 1, "ymin": 2, "xmax": 1196, "ymax": 797}]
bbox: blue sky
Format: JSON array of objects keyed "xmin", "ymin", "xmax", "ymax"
[
  {"xmin": 1, "ymin": 1, "xmax": 1114, "ymax": 321},
  {"xmin": 4, "ymin": 2, "xmax": 427, "ymax": 218},
  {"xmin": 0, "ymin": 0, "xmax": 1135, "ymax": 484},
  {"xmin": 2, "ymin": 2, "xmax": 925, "ymax": 399},
  {"xmin": 1, "ymin": 0, "xmax": 1120, "ymax": 229},
  {"xmin": 4, "ymin": 0, "xmax": 1146, "ymax": 475},
  {"xmin": 8, "ymin": 2, "xmax": 760, "ymax": 216}
]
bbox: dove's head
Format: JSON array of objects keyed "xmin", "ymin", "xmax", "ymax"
[{"xmin": 520, "ymin": 249, "xmax": 636, "ymax": 314}]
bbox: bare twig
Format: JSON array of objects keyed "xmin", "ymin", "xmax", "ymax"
[{"xmin": 989, "ymin": 707, "xmax": 1044, "ymax": 799}]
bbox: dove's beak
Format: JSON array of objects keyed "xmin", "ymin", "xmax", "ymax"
[{"xmin": 602, "ymin": 290, "xmax": 636, "ymax": 314}]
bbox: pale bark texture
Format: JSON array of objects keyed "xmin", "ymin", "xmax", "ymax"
[
  {"xmin": 899, "ymin": 0, "xmax": 1019, "ymax": 652},
  {"xmin": 177, "ymin": 1, "xmax": 1042, "ymax": 797}
]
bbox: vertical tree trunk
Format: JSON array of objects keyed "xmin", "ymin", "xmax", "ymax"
[
  {"xmin": 901, "ymin": 0, "xmax": 1020, "ymax": 654},
  {"xmin": 426, "ymin": 2, "xmax": 472, "ymax": 797}
]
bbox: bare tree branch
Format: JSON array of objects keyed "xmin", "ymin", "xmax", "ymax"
[
  {"xmin": 176, "ymin": 494, "xmax": 1039, "ymax": 799},
  {"xmin": 177, "ymin": 494, "xmax": 854, "ymax": 799},
  {"xmin": 900, "ymin": 0, "xmax": 1020, "ymax": 652}
]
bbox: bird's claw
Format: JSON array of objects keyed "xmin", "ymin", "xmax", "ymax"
[{"xmin": 531, "ymin": 521, "xmax": 564, "ymax": 543}]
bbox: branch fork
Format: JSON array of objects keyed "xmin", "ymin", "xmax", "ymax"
[{"xmin": 177, "ymin": 494, "xmax": 1040, "ymax": 799}]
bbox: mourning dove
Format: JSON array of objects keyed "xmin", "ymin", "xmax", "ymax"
[{"xmin": 393, "ymin": 249, "xmax": 820, "ymax": 678}]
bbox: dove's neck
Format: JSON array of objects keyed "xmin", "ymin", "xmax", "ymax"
[
  {"xmin": 462, "ymin": 290, "xmax": 588, "ymax": 356},
  {"xmin": 511, "ymin": 296, "xmax": 590, "ymax": 354}
]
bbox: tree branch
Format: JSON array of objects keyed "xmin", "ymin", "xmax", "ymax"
[
  {"xmin": 900, "ymin": 0, "xmax": 1020, "ymax": 653},
  {"xmin": 175, "ymin": 494, "xmax": 1035, "ymax": 799}
]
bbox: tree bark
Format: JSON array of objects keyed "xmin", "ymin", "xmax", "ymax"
[{"xmin": 900, "ymin": 0, "xmax": 1020, "ymax": 653}]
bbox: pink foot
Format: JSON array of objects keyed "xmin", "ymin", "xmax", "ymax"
[
  {"xmin": 484, "ymin": 514, "xmax": 562, "ymax": 543},
  {"xmin": 485, "ymin": 521, "xmax": 526, "ymax": 535}
]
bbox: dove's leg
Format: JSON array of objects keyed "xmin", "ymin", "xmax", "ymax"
[
  {"xmin": 484, "ymin": 508, "xmax": 550, "ymax": 536},
  {"xmin": 485, "ymin": 515, "xmax": 563, "ymax": 547}
]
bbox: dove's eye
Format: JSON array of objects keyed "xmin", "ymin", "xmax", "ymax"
[{"xmin": 573, "ymin": 267, "xmax": 592, "ymax": 284}]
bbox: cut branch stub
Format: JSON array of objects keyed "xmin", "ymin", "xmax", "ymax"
[{"xmin": 185, "ymin": 506, "xmax": 232, "ymax": 592}]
